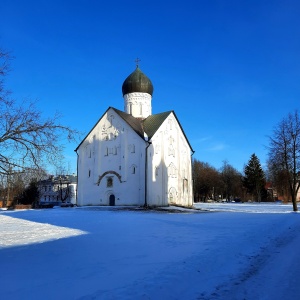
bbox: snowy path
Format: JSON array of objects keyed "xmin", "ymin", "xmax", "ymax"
[
  {"xmin": 0, "ymin": 205, "xmax": 299, "ymax": 300},
  {"xmin": 200, "ymin": 213, "xmax": 300, "ymax": 300}
]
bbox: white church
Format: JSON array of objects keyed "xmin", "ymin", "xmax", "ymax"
[{"xmin": 75, "ymin": 64, "xmax": 194, "ymax": 207}]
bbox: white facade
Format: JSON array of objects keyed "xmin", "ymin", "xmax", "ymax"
[
  {"xmin": 38, "ymin": 175, "xmax": 77, "ymax": 205},
  {"xmin": 76, "ymin": 108, "xmax": 146, "ymax": 206},
  {"xmin": 76, "ymin": 67, "xmax": 194, "ymax": 207},
  {"xmin": 146, "ymin": 114, "xmax": 193, "ymax": 207}
]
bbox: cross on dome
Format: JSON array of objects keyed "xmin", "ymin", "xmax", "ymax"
[{"xmin": 135, "ymin": 57, "xmax": 141, "ymax": 67}]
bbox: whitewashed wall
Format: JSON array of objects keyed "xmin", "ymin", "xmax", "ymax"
[
  {"xmin": 77, "ymin": 108, "xmax": 146, "ymax": 206},
  {"xmin": 146, "ymin": 113, "xmax": 193, "ymax": 207}
]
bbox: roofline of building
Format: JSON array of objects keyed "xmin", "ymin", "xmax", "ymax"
[{"xmin": 75, "ymin": 107, "xmax": 194, "ymax": 154}]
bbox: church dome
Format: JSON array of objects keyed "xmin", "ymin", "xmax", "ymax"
[{"xmin": 122, "ymin": 67, "xmax": 154, "ymax": 96}]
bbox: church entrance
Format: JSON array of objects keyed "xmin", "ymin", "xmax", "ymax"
[{"xmin": 109, "ymin": 194, "xmax": 115, "ymax": 206}]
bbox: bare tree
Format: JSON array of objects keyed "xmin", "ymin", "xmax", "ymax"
[
  {"xmin": 192, "ymin": 159, "xmax": 220, "ymax": 202},
  {"xmin": 0, "ymin": 49, "xmax": 79, "ymax": 177},
  {"xmin": 220, "ymin": 160, "xmax": 243, "ymax": 201},
  {"xmin": 268, "ymin": 110, "xmax": 300, "ymax": 211},
  {"xmin": 55, "ymin": 175, "xmax": 70, "ymax": 203},
  {"xmin": 267, "ymin": 166, "xmax": 291, "ymax": 202}
]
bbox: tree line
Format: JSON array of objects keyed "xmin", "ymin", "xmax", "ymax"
[
  {"xmin": 193, "ymin": 110, "xmax": 300, "ymax": 212},
  {"xmin": 193, "ymin": 154, "xmax": 267, "ymax": 203}
]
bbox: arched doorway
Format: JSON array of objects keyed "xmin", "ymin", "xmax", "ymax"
[{"xmin": 109, "ymin": 194, "xmax": 115, "ymax": 206}]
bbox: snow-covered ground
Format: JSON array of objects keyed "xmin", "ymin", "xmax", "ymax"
[{"xmin": 1, "ymin": 203, "xmax": 300, "ymax": 300}]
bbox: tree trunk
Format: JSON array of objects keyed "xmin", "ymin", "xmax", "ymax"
[{"xmin": 292, "ymin": 194, "xmax": 298, "ymax": 211}]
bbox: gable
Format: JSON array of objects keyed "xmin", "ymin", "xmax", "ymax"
[
  {"xmin": 142, "ymin": 111, "xmax": 172, "ymax": 139},
  {"xmin": 75, "ymin": 108, "xmax": 194, "ymax": 153},
  {"xmin": 112, "ymin": 108, "xmax": 145, "ymax": 139},
  {"xmin": 75, "ymin": 107, "xmax": 145, "ymax": 152},
  {"xmin": 143, "ymin": 111, "xmax": 194, "ymax": 152}
]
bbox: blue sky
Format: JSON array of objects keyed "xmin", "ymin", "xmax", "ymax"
[{"xmin": 1, "ymin": 0, "xmax": 300, "ymax": 174}]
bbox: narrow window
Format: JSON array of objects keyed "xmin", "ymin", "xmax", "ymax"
[
  {"xmin": 130, "ymin": 144, "xmax": 135, "ymax": 153},
  {"xmin": 107, "ymin": 177, "xmax": 113, "ymax": 187},
  {"xmin": 88, "ymin": 170, "xmax": 91, "ymax": 177}
]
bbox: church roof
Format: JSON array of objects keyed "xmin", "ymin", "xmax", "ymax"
[
  {"xmin": 112, "ymin": 108, "xmax": 145, "ymax": 139},
  {"xmin": 143, "ymin": 111, "xmax": 194, "ymax": 152},
  {"xmin": 142, "ymin": 111, "xmax": 172, "ymax": 139},
  {"xmin": 75, "ymin": 107, "xmax": 194, "ymax": 153},
  {"xmin": 122, "ymin": 67, "xmax": 154, "ymax": 96}
]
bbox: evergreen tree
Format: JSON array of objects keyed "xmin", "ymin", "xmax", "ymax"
[
  {"xmin": 17, "ymin": 180, "xmax": 39, "ymax": 205},
  {"xmin": 243, "ymin": 154, "xmax": 266, "ymax": 202}
]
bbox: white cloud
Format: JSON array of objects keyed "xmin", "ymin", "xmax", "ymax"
[
  {"xmin": 206, "ymin": 143, "xmax": 227, "ymax": 151},
  {"xmin": 191, "ymin": 136, "xmax": 212, "ymax": 144}
]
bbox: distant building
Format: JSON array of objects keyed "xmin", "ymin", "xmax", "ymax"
[
  {"xmin": 75, "ymin": 65, "xmax": 194, "ymax": 207},
  {"xmin": 265, "ymin": 182, "xmax": 300, "ymax": 202},
  {"xmin": 37, "ymin": 175, "xmax": 77, "ymax": 206}
]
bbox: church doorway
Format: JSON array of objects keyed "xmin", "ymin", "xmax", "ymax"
[{"xmin": 109, "ymin": 194, "xmax": 115, "ymax": 206}]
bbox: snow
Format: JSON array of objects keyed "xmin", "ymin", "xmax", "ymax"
[{"xmin": 1, "ymin": 203, "xmax": 300, "ymax": 300}]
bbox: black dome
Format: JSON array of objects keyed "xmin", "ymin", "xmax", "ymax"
[{"xmin": 122, "ymin": 67, "xmax": 153, "ymax": 96}]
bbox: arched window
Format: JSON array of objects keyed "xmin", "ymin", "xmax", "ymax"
[
  {"xmin": 107, "ymin": 177, "xmax": 113, "ymax": 187},
  {"xmin": 155, "ymin": 166, "xmax": 159, "ymax": 177},
  {"xmin": 132, "ymin": 166, "xmax": 136, "ymax": 174}
]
